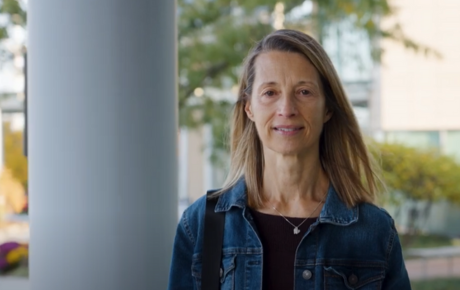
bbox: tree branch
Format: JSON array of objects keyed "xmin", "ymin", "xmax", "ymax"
[{"xmin": 179, "ymin": 61, "xmax": 229, "ymax": 108}]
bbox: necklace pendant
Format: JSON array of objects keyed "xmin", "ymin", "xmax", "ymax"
[{"xmin": 293, "ymin": 227, "xmax": 300, "ymax": 235}]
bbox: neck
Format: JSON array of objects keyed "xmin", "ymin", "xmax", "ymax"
[{"xmin": 259, "ymin": 148, "xmax": 329, "ymax": 216}]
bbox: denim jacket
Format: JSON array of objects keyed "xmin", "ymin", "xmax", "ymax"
[{"xmin": 168, "ymin": 178, "xmax": 411, "ymax": 290}]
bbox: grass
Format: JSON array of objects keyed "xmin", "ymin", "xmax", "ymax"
[
  {"xmin": 411, "ymin": 278, "xmax": 460, "ymax": 290},
  {"xmin": 401, "ymin": 233, "xmax": 456, "ymax": 260},
  {"xmin": 0, "ymin": 263, "xmax": 28, "ymax": 277},
  {"xmin": 400, "ymin": 233, "xmax": 454, "ymax": 249}
]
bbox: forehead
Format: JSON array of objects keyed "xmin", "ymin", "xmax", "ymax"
[{"xmin": 253, "ymin": 51, "xmax": 320, "ymax": 84}]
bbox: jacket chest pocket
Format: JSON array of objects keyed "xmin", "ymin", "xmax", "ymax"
[
  {"xmin": 192, "ymin": 254, "xmax": 236, "ymax": 290},
  {"xmin": 323, "ymin": 263, "xmax": 385, "ymax": 290}
]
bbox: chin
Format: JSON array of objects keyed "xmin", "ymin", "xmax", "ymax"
[{"xmin": 270, "ymin": 145, "xmax": 306, "ymax": 157}]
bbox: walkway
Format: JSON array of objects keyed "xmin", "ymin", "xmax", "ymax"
[
  {"xmin": 406, "ymin": 256, "xmax": 460, "ymax": 281},
  {"xmin": 0, "ymin": 277, "xmax": 28, "ymax": 290},
  {"xmin": 1, "ymin": 247, "xmax": 460, "ymax": 288}
]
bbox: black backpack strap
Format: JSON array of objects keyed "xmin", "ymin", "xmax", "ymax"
[{"xmin": 201, "ymin": 190, "xmax": 226, "ymax": 290}]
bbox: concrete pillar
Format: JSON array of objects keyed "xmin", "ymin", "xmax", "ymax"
[{"xmin": 28, "ymin": 1, "xmax": 177, "ymax": 289}]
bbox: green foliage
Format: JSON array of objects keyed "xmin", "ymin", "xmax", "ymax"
[
  {"xmin": 400, "ymin": 233, "xmax": 454, "ymax": 250},
  {"xmin": 373, "ymin": 142, "xmax": 460, "ymax": 236},
  {"xmin": 178, "ymin": 0, "xmax": 279, "ymax": 127},
  {"xmin": 3, "ymin": 122, "xmax": 28, "ymax": 190},
  {"xmin": 0, "ymin": 0, "xmax": 26, "ymax": 65},
  {"xmin": 376, "ymin": 142, "xmax": 460, "ymax": 204},
  {"xmin": 0, "ymin": 1, "xmax": 438, "ymax": 130},
  {"xmin": 0, "ymin": 0, "xmax": 26, "ymax": 25},
  {"xmin": 0, "ymin": 0, "xmax": 26, "ymax": 39},
  {"xmin": 411, "ymin": 278, "xmax": 460, "ymax": 290},
  {"xmin": 178, "ymin": 0, "xmax": 439, "ymax": 160},
  {"xmin": 291, "ymin": 0, "xmax": 392, "ymax": 47},
  {"xmin": 0, "ymin": 1, "xmax": 443, "ymax": 173}
]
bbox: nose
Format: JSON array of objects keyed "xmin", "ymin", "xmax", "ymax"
[{"xmin": 277, "ymin": 94, "xmax": 297, "ymax": 118}]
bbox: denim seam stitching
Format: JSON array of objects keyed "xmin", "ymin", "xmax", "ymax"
[
  {"xmin": 385, "ymin": 220, "xmax": 396, "ymax": 269},
  {"xmin": 182, "ymin": 214, "xmax": 196, "ymax": 246},
  {"xmin": 322, "ymin": 262, "xmax": 385, "ymax": 267},
  {"xmin": 324, "ymin": 271, "xmax": 384, "ymax": 289}
]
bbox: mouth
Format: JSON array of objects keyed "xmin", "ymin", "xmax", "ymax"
[{"xmin": 273, "ymin": 126, "xmax": 304, "ymax": 132}]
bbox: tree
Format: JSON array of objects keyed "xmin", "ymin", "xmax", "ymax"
[
  {"xmin": 0, "ymin": 0, "xmax": 26, "ymax": 65},
  {"xmin": 3, "ymin": 122, "xmax": 27, "ymax": 190},
  {"xmin": 0, "ymin": 0, "xmax": 439, "ymax": 159},
  {"xmin": 375, "ymin": 142, "xmax": 460, "ymax": 236},
  {"xmin": 0, "ymin": 167, "xmax": 26, "ymax": 216},
  {"xmin": 378, "ymin": 142, "xmax": 460, "ymax": 203},
  {"xmin": 177, "ymin": 0, "xmax": 439, "ymax": 159},
  {"xmin": 1, "ymin": 1, "xmax": 437, "ymax": 126}
]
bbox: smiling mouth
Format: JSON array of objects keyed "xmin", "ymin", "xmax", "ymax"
[{"xmin": 273, "ymin": 127, "xmax": 304, "ymax": 132}]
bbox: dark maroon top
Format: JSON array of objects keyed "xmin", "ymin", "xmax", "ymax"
[{"xmin": 250, "ymin": 209, "xmax": 317, "ymax": 290}]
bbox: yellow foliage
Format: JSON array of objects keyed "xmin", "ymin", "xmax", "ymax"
[
  {"xmin": 3, "ymin": 123, "xmax": 28, "ymax": 189},
  {"xmin": 374, "ymin": 142, "xmax": 460, "ymax": 204},
  {"xmin": 5, "ymin": 246, "xmax": 28, "ymax": 264},
  {"xmin": 0, "ymin": 168, "xmax": 26, "ymax": 214}
]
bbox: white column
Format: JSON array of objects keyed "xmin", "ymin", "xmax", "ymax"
[
  {"xmin": 28, "ymin": 1, "xmax": 177, "ymax": 289},
  {"xmin": 439, "ymin": 130, "xmax": 448, "ymax": 154},
  {"xmin": 370, "ymin": 62, "xmax": 384, "ymax": 141},
  {"xmin": 178, "ymin": 128, "xmax": 189, "ymax": 218},
  {"xmin": 203, "ymin": 124, "xmax": 214, "ymax": 190},
  {"xmin": 178, "ymin": 128, "xmax": 189, "ymax": 201}
]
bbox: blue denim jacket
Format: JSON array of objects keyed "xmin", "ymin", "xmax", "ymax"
[{"xmin": 168, "ymin": 178, "xmax": 411, "ymax": 290}]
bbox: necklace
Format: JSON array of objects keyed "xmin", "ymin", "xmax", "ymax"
[{"xmin": 272, "ymin": 194, "xmax": 326, "ymax": 235}]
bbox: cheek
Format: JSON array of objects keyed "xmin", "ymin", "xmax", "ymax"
[
  {"xmin": 311, "ymin": 101, "xmax": 328, "ymax": 121},
  {"xmin": 250, "ymin": 115, "xmax": 272, "ymax": 140},
  {"xmin": 253, "ymin": 108, "xmax": 273, "ymax": 130}
]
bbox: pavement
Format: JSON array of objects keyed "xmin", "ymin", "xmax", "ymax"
[
  {"xmin": 406, "ymin": 256, "xmax": 460, "ymax": 281},
  {"xmin": 0, "ymin": 259, "xmax": 458, "ymax": 289},
  {"xmin": 0, "ymin": 277, "xmax": 28, "ymax": 290}
]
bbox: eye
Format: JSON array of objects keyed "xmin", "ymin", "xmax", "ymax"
[
  {"xmin": 263, "ymin": 90, "xmax": 276, "ymax": 97},
  {"xmin": 299, "ymin": 89, "xmax": 311, "ymax": 96}
]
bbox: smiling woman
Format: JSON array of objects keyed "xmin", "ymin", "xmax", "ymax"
[
  {"xmin": 244, "ymin": 51, "xmax": 331, "ymax": 160},
  {"xmin": 168, "ymin": 29, "xmax": 411, "ymax": 290}
]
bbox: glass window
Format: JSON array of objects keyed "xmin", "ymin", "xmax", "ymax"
[
  {"xmin": 445, "ymin": 131, "xmax": 460, "ymax": 162},
  {"xmin": 385, "ymin": 131, "xmax": 440, "ymax": 150}
]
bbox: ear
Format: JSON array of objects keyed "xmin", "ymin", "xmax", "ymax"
[
  {"xmin": 323, "ymin": 108, "xmax": 333, "ymax": 123},
  {"xmin": 244, "ymin": 99, "xmax": 255, "ymax": 121}
]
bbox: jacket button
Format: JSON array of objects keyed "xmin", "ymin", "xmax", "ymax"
[
  {"xmin": 348, "ymin": 273, "xmax": 358, "ymax": 285},
  {"xmin": 219, "ymin": 268, "xmax": 223, "ymax": 278},
  {"xmin": 302, "ymin": 270, "xmax": 312, "ymax": 280}
]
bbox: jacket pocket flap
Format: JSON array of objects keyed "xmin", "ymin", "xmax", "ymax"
[
  {"xmin": 191, "ymin": 254, "xmax": 236, "ymax": 283},
  {"xmin": 324, "ymin": 264, "xmax": 385, "ymax": 289}
]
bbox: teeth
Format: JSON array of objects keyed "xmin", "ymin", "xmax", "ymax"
[{"xmin": 278, "ymin": 128, "xmax": 297, "ymax": 132}]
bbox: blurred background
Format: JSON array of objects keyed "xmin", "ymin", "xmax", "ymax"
[{"xmin": 0, "ymin": 0, "xmax": 459, "ymax": 289}]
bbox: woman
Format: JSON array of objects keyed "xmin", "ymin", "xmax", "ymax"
[{"xmin": 169, "ymin": 29, "xmax": 411, "ymax": 290}]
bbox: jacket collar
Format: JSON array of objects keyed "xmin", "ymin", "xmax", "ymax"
[
  {"xmin": 214, "ymin": 176, "xmax": 358, "ymax": 226},
  {"xmin": 214, "ymin": 177, "xmax": 247, "ymax": 211}
]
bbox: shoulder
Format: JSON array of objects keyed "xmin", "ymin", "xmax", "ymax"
[
  {"xmin": 184, "ymin": 194, "xmax": 207, "ymax": 217},
  {"xmin": 359, "ymin": 203, "xmax": 394, "ymax": 221},
  {"xmin": 357, "ymin": 202, "xmax": 397, "ymax": 233},
  {"xmin": 357, "ymin": 203, "xmax": 405, "ymax": 270},
  {"xmin": 180, "ymin": 195, "xmax": 208, "ymax": 233}
]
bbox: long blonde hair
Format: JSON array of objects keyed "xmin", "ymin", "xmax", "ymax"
[{"xmin": 217, "ymin": 29, "xmax": 382, "ymax": 208}]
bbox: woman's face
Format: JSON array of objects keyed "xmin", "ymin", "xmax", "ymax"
[{"xmin": 245, "ymin": 50, "xmax": 332, "ymax": 156}]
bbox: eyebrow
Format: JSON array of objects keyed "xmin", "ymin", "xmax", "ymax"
[{"xmin": 257, "ymin": 80, "xmax": 319, "ymax": 89}]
